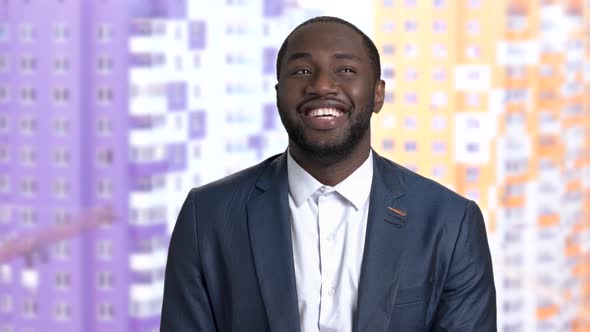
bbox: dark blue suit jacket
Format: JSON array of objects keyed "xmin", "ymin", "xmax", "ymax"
[{"xmin": 161, "ymin": 152, "xmax": 496, "ymax": 331}]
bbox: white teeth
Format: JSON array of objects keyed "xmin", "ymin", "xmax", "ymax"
[{"xmin": 308, "ymin": 108, "xmax": 343, "ymax": 118}]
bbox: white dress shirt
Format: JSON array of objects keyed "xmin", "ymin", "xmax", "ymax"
[{"xmin": 287, "ymin": 150, "xmax": 373, "ymax": 332}]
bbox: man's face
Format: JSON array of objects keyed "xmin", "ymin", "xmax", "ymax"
[{"xmin": 276, "ymin": 22, "xmax": 385, "ymax": 159}]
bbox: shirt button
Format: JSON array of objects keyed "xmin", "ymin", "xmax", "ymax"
[{"xmin": 328, "ymin": 288, "xmax": 335, "ymax": 296}]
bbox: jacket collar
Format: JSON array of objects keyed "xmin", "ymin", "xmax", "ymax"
[{"xmin": 248, "ymin": 150, "xmax": 410, "ymax": 332}]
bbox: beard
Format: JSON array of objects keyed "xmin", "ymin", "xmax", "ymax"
[{"xmin": 278, "ymin": 102, "xmax": 374, "ymax": 161}]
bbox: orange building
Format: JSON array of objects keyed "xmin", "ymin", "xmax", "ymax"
[{"xmin": 372, "ymin": 1, "xmax": 590, "ymax": 331}]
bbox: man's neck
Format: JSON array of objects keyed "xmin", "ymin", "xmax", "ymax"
[{"xmin": 288, "ymin": 144, "xmax": 372, "ymax": 187}]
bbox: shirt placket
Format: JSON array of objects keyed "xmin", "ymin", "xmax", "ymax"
[{"xmin": 317, "ymin": 187, "xmax": 340, "ymax": 331}]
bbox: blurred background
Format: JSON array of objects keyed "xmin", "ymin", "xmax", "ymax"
[{"xmin": 0, "ymin": 0, "xmax": 589, "ymax": 331}]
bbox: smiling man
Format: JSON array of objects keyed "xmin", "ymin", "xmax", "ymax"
[{"xmin": 161, "ymin": 16, "xmax": 496, "ymax": 332}]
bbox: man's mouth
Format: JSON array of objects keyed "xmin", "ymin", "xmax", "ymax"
[{"xmin": 305, "ymin": 107, "xmax": 344, "ymax": 118}]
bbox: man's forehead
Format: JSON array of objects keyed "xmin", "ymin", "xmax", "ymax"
[{"xmin": 286, "ymin": 22, "xmax": 365, "ymax": 54}]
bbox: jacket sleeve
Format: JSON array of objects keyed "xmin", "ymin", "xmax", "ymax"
[
  {"xmin": 160, "ymin": 189, "xmax": 217, "ymax": 331},
  {"xmin": 432, "ymin": 200, "xmax": 497, "ymax": 331}
]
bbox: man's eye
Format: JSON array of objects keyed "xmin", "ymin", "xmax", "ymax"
[
  {"xmin": 338, "ymin": 68, "xmax": 356, "ymax": 73},
  {"xmin": 292, "ymin": 69, "xmax": 311, "ymax": 75}
]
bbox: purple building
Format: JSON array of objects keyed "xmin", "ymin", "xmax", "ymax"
[
  {"xmin": 0, "ymin": 0, "xmax": 152, "ymax": 331},
  {"xmin": 0, "ymin": 0, "xmax": 295, "ymax": 331}
]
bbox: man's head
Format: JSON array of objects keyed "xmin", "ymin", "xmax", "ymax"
[
  {"xmin": 276, "ymin": 16, "xmax": 381, "ymax": 82},
  {"xmin": 275, "ymin": 16, "xmax": 385, "ymax": 162}
]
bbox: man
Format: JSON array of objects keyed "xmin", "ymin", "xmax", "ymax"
[{"xmin": 161, "ymin": 16, "xmax": 496, "ymax": 332}]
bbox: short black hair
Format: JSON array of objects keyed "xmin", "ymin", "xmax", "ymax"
[{"xmin": 275, "ymin": 16, "xmax": 381, "ymax": 81}]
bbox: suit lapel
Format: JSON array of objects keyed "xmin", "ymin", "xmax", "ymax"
[
  {"xmin": 247, "ymin": 153, "xmax": 300, "ymax": 332},
  {"xmin": 354, "ymin": 153, "xmax": 410, "ymax": 332}
]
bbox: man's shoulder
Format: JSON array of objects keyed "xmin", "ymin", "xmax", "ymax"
[{"xmin": 376, "ymin": 154, "xmax": 471, "ymax": 210}]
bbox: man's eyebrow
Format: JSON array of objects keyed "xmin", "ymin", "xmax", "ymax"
[
  {"xmin": 286, "ymin": 52, "xmax": 311, "ymax": 62},
  {"xmin": 334, "ymin": 53, "xmax": 361, "ymax": 61}
]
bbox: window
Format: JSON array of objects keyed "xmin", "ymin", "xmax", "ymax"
[
  {"xmin": 97, "ymin": 302, "xmax": 115, "ymax": 321},
  {"xmin": 383, "ymin": 20, "xmax": 395, "ymax": 32},
  {"xmin": 19, "ymin": 116, "xmax": 36, "ymax": 136},
  {"xmin": 20, "ymin": 55, "xmax": 36, "ymax": 74},
  {"xmin": 382, "ymin": 44, "xmax": 395, "ymax": 55},
  {"xmin": 404, "ymin": 92, "xmax": 418, "ymax": 105},
  {"xmin": 53, "ymin": 117, "xmax": 70, "ymax": 136},
  {"xmin": 96, "ymin": 117, "xmax": 112, "ymax": 136},
  {"xmin": 0, "ymin": 85, "xmax": 7, "ymax": 103},
  {"xmin": 433, "ymin": 0, "xmax": 445, "ymax": 7},
  {"xmin": 0, "ymin": 175, "xmax": 9, "ymax": 193},
  {"xmin": 465, "ymin": 44, "xmax": 481, "ymax": 59},
  {"xmin": 97, "ymin": 178, "xmax": 112, "ymax": 198},
  {"xmin": 466, "ymin": 142, "xmax": 480, "ymax": 153},
  {"xmin": 22, "ymin": 298, "xmax": 37, "ymax": 318},
  {"xmin": 404, "ymin": 68, "xmax": 418, "ymax": 81},
  {"xmin": 53, "ymin": 240, "xmax": 70, "ymax": 260},
  {"xmin": 20, "ymin": 177, "xmax": 37, "ymax": 196},
  {"xmin": 432, "ymin": 141, "xmax": 446, "ymax": 154},
  {"xmin": 432, "ymin": 44, "xmax": 448, "ymax": 58},
  {"xmin": 53, "ymin": 56, "xmax": 70, "ymax": 74},
  {"xmin": 97, "ymin": 240, "xmax": 113, "ymax": 261},
  {"xmin": 432, "ymin": 165, "xmax": 445, "ymax": 178},
  {"xmin": 53, "ymin": 87, "xmax": 70, "ymax": 106},
  {"xmin": 468, "ymin": 0, "xmax": 481, "ymax": 8},
  {"xmin": 20, "ymin": 87, "xmax": 36, "ymax": 105},
  {"xmin": 382, "ymin": 139, "xmax": 394, "ymax": 151},
  {"xmin": 97, "ymin": 87, "xmax": 113, "ymax": 105},
  {"xmin": 384, "ymin": 92, "xmax": 395, "ymax": 104},
  {"xmin": 404, "ymin": 20, "xmax": 417, "ymax": 32},
  {"xmin": 18, "ymin": 141, "xmax": 35, "ymax": 161},
  {"xmin": 0, "ymin": 23, "xmax": 8, "ymax": 43},
  {"xmin": 404, "ymin": 43, "xmax": 418, "ymax": 57},
  {"xmin": 466, "ymin": 167, "xmax": 480, "ymax": 182},
  {"xmin": 432, "ymin": 116, "xmax": 446, "ymax": 130},
  {"xmin": 52, "ymin": 23, "xmax": 69, "ymax": 43},
  {"xmin": 0, "ymin": 294, "xmax": 12, "ymax": 313},
  {"xmin": 19, "ymin": 23, "xmax": 35, "ymax": 43},
  {"xmin": 97, "ymin": 24, "xmax": 112, "ymax": 43},
  {"xmin": 0, "ymin": 55, "xmax": 7, "ymax": 72},
  {"xmin": 404, "ymin": 116, "xmax": 417, "ymax": 129},
  {"xmin": 466, "ymin": 93, "xmax": 480, "ymax": 107},
  {"xmin": 382, "ymin": 67, "xmax": 395, "ymax": 79},
  {"xmin": 53, "ymin": 178, "xmax": 70, "ymax": 198},
  {"xmin": 53, "ymin": 148, "xmax": 70, "ymax": 167},
  {"xmin": 20, "ymin": 206, "xmax": 36, "ymax": 226},
  {"xmin": 54, "ymin": 302, "xmax": 71, "ymax": 321},
  {"xmin": 54, "ymin": 272, "xmax": 70, "ymax": 290},
  {"xmin": 0, "ymin": 118, "xmax": 6, "ymax": 132},
  {"xmin": 96, "ymin": 148, "xmax": 113, "ymax": 167},
  {"xmin": 97, "ymin": 271, "xmax": 114, "ymax": 290},
  {"xmin": 404, "ymin": 141, "xmax": 417, "ymax": 152},
  {"xmin": 97, "ymin": 55, "xmax": 113, "ymax": 75},
  {"xmin": 0, "ymin": 145, "xmax": 8, "ymax": 164},
  {"xmin": 433, "ymin": 20, "xmax": 447, "ymax": 32},
  {"xmin": 193, "ymin": 54, "xmax": 201, "ymax": 68},
  {"xmin": 467, "ymin": 20, "xmax": 480, "ymax": 35},
  {"xmin": 0, "ymin": 205, "xmax": 10, "ymax": 224}
]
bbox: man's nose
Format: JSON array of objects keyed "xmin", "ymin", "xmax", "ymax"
[{"xmin": 305, "ymin": 71, "xmax": 338, "ymax": 96}]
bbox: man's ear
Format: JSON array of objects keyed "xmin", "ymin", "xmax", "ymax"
[{"xmin": 373, "ymin": 80, "xmax": 385, "ymax": 114}]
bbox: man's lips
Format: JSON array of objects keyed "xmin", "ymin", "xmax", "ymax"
[
  {"xmin": 306, "ymin": 107, "xmax": 344, "ymax": 118},
  {"xmin": 298, "ymin": 99, "xmax": 351, "ymax": 117},
  {"xmin": 297, "ymin": 101, "xmax": 351, "ymax": 130}
]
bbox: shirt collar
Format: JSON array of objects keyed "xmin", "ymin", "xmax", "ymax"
[{"xmin": 287, "ymin": 150, "xmax": 374, "ymax": 210}]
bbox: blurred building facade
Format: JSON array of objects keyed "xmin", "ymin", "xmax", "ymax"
[
  {"xmin": 0, "ymin": 1, "xmax": 589, "ymax": 332},
  {"xmin": 371, "ymin": 0, "xmax": 590, "ymax": 331}
]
